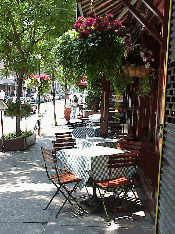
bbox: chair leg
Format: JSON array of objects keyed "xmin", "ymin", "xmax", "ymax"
[
  {"xmin": 44, "ymin": 188, "xmax": 60, "ymax": 210},
  {"xmin": 93, "ymin": 188, "xmax": 110, "ymax": 222},
  {"xmin": 55, "ymin": 182, "xmax": 86, "ymax": 218}
]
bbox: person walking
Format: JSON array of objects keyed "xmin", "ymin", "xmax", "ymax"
[
  {"xmin": 72, "ymin": 95, "xmax": 78, "ymax": 118},
  {"xmin": 78, "ymin": 94, "xmax": 83, "ymax": 116}
]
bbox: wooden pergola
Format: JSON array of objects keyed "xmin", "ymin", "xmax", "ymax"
[{"xmin": 76, "ymin": 0, "xmax": 170, "ymax": 221}]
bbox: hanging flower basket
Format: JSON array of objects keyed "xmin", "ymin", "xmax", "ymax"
[{"xmin": 123, "ymin": 64, "xmax": 150, "ymax": 77}]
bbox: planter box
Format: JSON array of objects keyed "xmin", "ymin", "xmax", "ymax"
[{"xmin": 0, "ymin": 133, "xmax": 36, "ymax": 151}]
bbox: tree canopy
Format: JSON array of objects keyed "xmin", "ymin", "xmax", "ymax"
[
  {"xmin": 0, "ymin": 0, "xmax": 76, "ymax": 136},
  {"xmin": 0, "ymin": 0, "xmax": 76, "ymax": 78}
]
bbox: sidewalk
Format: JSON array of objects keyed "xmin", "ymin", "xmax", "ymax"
[{"xmin": 0, "ymin": 109, "xmax": 155, "ymax": 234}]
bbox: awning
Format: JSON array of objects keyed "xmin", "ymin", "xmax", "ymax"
[
  {"xmin": 0, "ymin": 78, "xmax": 14, "ymax": 85},
  {"xmin": 76, "ymin": 0, "xmax": 165, "ymax": 45}
]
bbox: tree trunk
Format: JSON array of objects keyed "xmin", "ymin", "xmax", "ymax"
[
  {"xmin": 52, "ymin": 74, "xmax": 57, "ymax": 126},
  {"xmin": 16, "ymin": 68, "xmax": 24, "ymax": 137},
  {"xmin": 65, "ymin": 83, "xmax": 67, "ymax": 106}
]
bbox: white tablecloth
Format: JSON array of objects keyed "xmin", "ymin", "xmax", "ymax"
[{"xmin": 57, "ymin": 146, "xmax": 133, "ymax": 189}]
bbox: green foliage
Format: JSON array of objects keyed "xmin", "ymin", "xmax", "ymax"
[
  {"xmin": 6, "ymin": 99, "xmax": 33, "ymax": 119},
  {"xmin": 85, "ymin": 91, "xmax": 101, "ymax": 110},
  {"xmin": 0, "ymin": 0, "xmax": 76, "ymax": 135},
  {"xmin": 136, "ymin": 68, "xmax": 156, "ymax": 97},
  {"xmin": 0, "ymin": 0, "xmax": 76, "ymax": 77},
  {"xmin": 55, "ymin": 22, "xmax": 126, "ymax": 92},
  {"xmin": 3, "ymin": 130, "xmax": 33, "ymax": 140}
]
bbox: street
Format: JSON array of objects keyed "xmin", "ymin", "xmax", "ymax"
[{"xmin": 0, "ymin": 100, "xmax": 65, "ymax": 138}]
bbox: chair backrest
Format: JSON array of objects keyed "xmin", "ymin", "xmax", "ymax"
[
  {"xmin": 52, "ymin": 138, "xmax": 76, "ymax": 151},
  {"xmin": 41, "ymin": 147, "xmax": 59, "ymax": 182},
  {"xmin": 108, "ymin": 153, "xmax": 138, "ymax": 169},
  {"xmin": 91, "ymin": 153, "xmax": 138, "ymax": 182},
  {"xmin": 107, "ymin": 152, "xmax": 138, "ymax": 180},
  {"xmin": 117, "ymin": 140, "xmax": 142, "ymax": 154},
  {"xmin": 114, "ymin": 132, "xmax": 134, "ymax": 140},
  {"xmin": 55, "ymin": 132, "xmax": 73, "ymax": 140}
]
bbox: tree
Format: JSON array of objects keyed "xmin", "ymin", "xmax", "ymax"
[{"xmin": 0, "ymin": 0, "xmax": 76, "ymax": 136}]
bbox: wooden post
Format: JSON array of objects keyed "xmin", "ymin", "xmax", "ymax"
[{"xmin": 100, "ymin": 74, "xmax": 110, "ymax": 138}]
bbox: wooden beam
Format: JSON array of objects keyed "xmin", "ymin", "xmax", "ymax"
[
  {"xmin": 117, "ymin": 0, "xmax": 137, "ymax": 20},
  {"xmin": 120, "ymin": 0, "xmax": 163, "ymax": 44},
  {"xmin": 141, "ymin": 0, "xmax": 165, "ymax": 22}
]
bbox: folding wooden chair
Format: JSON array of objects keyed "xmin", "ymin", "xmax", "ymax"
[
  {"xmin": 55, "ymin": 132, "xmax": 73, "ymax": 140},
  {"xmin": 41, "ymin": 147, "xmax": 86, "ymax": 218},
  {"xmin": 92, "ymin": 152, "xmax": 139, "ymax": 222},
  {"xmin": 114, "ymin": 132, "xmax": 134, "ymax": 140},
  {"xmin": 117, "ymin": 140, "xmax": 142, "ymax": 154},
  {"xmin": 52, "ymin": 138, "xmax": 76, "ymax": 151}
]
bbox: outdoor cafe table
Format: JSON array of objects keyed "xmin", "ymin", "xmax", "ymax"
[
  {"xmin": 72, "ymin": 126, "xmax": 100, "ymax": 138},
  {"xmin": 56, "ymin": 146, "xmax": 129, "ymax": 191}
]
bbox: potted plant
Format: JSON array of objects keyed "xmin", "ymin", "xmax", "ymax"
[
  {"xmin": 0, "ymin": 130, "xmax": 36, "ymax": 151},
  {"xmin": 123, "ymin": 42, "xmax": 154, "ymax": 77},
  {"xmin": 1, "ymin": 101, "xmax": 36, "ymax": 151}
]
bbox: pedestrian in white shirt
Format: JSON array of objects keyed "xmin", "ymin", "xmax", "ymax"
[{"xmin": 72, "ymin": 95, "xmax": 78, "ymax": 118}]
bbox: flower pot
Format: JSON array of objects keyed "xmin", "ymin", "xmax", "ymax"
[
  {"xmin": 0, "ymin": 132, "xmax": 36, "ymax": 151},
  {"xmin": 123, "ymin": 65, "xmax": 150, "ymax": 77}
]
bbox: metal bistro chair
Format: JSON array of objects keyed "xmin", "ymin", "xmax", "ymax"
[
  {"xmin": 41, "ymin": 147, "xmax": 86, "ymax": 218},
  {"xmin": 91, "ymin": 152, "xmax": 139, "ymax": 222}
]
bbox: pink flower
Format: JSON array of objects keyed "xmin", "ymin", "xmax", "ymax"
[
  {"xmin": 74, "ymin": 22, "xmax": 80, "ymax": 30},
  {"xmin": 77, "ymin": 16, "xmax": 85, "ymax": 24},
  {"xmin": 103, "ymin": 20, "xmax": 109, "ymax": 27},
  {"xmin": 95, "ymin": 16, "xmax": 103, "ymax": 24},
  {"xmin": 85, "ymin": 17, "xmax": 95, "ymax": 27},
  {"xmin": 107, "ymin": 13, "xmax": 114, "ymax": 21}
]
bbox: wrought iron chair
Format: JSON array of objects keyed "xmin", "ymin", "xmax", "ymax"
[
  {"xmin": 41, "ymin": 147, "xmax": 86, "ymax": 218},
  {"xmin": 91, "ymin": 152, "xmax": 139, "ymax": 222}
]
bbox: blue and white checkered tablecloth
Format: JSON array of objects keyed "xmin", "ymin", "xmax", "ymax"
[
  {"xmin": 72, "ymin": 127, "xmax": 100, "ymax": 138},
  {"xmin": 57, "ymin": 146, "xmax": 134, "ymax": 189}
]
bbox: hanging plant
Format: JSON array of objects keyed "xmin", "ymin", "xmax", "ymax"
[
  {"xmin": 56, "ymin": 14, "xmax": 127, "ymax": 93},
  {"xmin": 123, "ymin": 42, "xmax": 154, "ymax": 68},
  {"xmin": 25, "ymin": 74, "xmax": 51, "ymax": 96}
]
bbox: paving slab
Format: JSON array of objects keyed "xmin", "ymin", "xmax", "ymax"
[{"xmin": 0, "ymin": 223, "xmax": 44, "ymax": 234}]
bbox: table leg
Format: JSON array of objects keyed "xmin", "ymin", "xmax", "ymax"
[
  {"xmin": 93, "ymin": 181, "xmax": 97, "ymax": 197},
  {"xmin": 82, "ymin": 181, "xmax": 99, "ymax": 207}
]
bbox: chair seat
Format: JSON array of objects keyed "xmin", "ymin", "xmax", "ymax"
[
  {"xmin": 96, "ymin": 176, "xmax": 132, "ymax": 188},
  {"xmin": 51, "ymin": 173, "xmax": 81, "ymax": 183}
]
